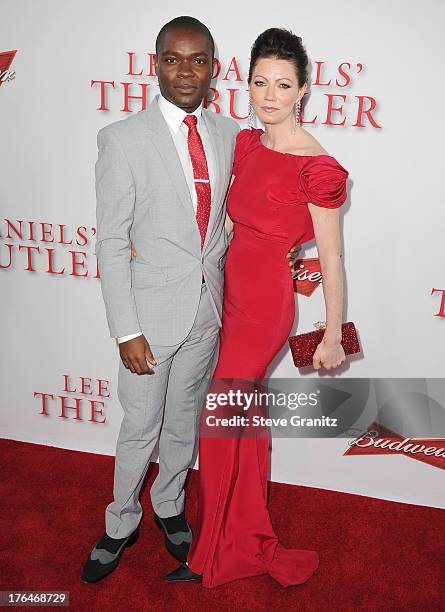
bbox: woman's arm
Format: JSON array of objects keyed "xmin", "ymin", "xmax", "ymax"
[{"xmin": 308, "ymin": 203, "xmax": 345, "ymax": 369}]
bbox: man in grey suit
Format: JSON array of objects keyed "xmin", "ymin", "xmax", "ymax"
[{"xmin": 81, "ymin": 16, "xmax": 239, "ymax": 583}]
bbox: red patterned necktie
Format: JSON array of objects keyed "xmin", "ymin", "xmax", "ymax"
[{"xmin": 183, "ymin": 114, "xmax": 211, "ymax": 248}]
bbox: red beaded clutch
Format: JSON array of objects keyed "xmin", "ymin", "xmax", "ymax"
[{"xmin": 288, "ymin": 321, "xmax": 361, "ymax": 368}]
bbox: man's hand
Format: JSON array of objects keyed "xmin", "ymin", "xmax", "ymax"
[
  {"xmin": 286, "ymin": 244, "xmax": 302, "ymax": 276},
  {"xmin": 131, "ymin": 243, "xmax": 137, "ymax": 259},
  {"xmin": 119, "ymin": 335, "xmax": 157, "ymax": 375}
]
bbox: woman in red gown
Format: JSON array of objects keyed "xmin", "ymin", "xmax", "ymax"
[{"xmin": 167, "ymin": 28, "xmax": 349, "ymax": 588}]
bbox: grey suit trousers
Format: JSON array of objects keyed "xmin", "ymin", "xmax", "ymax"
[{"xmin": 105, "ymin": 282, "xmax": 219, "ymax": 538}]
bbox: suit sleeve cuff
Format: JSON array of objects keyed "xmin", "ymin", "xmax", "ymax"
[{"xmin": 117, "ymin": 332, "xmax": 143, "ymax": 344}]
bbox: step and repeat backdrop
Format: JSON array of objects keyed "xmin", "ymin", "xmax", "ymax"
[{"xmin": 1, "ymin": 0, "xmax": 444, "ymax": 508}]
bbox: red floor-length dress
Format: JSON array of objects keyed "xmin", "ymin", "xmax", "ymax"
[{"xmin": 187, "ymin": 128, "xmax": 349, "ymax": 588}]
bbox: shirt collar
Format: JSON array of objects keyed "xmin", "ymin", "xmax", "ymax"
[{"xmin": 157, "ymin": 93, "xmax": 203, "ymax": 134}]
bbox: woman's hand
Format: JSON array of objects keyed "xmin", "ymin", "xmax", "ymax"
[
  {"xmin": 286, "ymin": 244, "xmax": 301, "ymax": 276},
  {"xmin": 313, "ymin": 339, "xmax": 345, "ymax": 370},
  {"xmin": 130, "ymin": 243, "xmax": 137, "ymax": 259},
  {"xmin": 225, "ymin": 212, "xmax": 234, "ymax": 237}
]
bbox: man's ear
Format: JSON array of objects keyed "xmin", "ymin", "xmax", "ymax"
[{"xmin": 153, "ymin": 55, "xmax": 158, "ymax": 76}]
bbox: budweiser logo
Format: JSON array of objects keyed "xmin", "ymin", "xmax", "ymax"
[
  {"xmin": 344, "ymin": 421, "xmax": 445, "ymax": 470},
  {"xmin": 292, "ymin": 258, "xmax": 322, "ymax": 297},
  {"xmin": 0, "ymin": 50, "xmax": 17, "ymax": 87}
]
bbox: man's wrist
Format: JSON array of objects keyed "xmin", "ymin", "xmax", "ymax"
[{"xmin": 117, "ymin": 332, "xmax": 143, "ymax": 344}]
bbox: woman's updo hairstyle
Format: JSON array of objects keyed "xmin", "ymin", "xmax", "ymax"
[{"xmin": 248, "ymin": 27, "xmax": 309, "ymax": 88}]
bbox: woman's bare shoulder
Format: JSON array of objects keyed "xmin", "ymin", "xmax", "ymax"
[{"xmin": 291, "ymin": 128, "xmax": 329, "ymax": 157}]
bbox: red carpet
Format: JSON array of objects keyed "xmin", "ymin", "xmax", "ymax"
[{"xmin": 0, "ymin": 438, "xmax": 443, "ymax": 611}]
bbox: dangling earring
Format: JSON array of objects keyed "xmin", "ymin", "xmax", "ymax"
[
  {"xmin": 292, "ymin": 99, "xmax": 302, "ymax": 134},
  {"xmin": 248, "ymin": 97, "xmax": 255, "ymax": 130}
]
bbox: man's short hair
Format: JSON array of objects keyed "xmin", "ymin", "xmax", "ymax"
[{"xmin": 156, "ymin": 16, "xmax": 215, "ymax": 57}]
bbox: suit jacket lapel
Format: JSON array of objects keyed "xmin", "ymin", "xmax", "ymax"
[
  {"xmin": 142, "ymin": 98, "xmax": 197, "ymax": 226},
  {"xmin": 201, "ymin": 108, "xmax": 226, "ymax": 251},
  {"xmin": 142, "ymin": 98, "xmax": 227, "ymax": 251}
]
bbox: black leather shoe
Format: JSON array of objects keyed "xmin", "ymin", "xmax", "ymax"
[
  {"xmin": 154, "ymin": 512, "xmax": 192, "ymax": 563},
  {"xmin": 81, "ymin": 528, "xmax": 139, "ymax": 583},
  {"xmin": 164, "ymin": 563, "xmax": 202, "ymax": 582}
]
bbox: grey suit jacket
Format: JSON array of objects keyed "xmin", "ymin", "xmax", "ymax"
[{"xmin": 95, "ymin": 95, "xmax": 239, "ymax": 346}]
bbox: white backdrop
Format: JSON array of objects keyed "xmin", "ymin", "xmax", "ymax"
[{"xmin": 1, "ymin": 0, "xmax": 444, "ymax": 508}]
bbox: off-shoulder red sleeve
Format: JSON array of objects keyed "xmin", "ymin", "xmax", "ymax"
[
  {"xmin": 232, "ymin": 128, "xmax": 254, "ymax": 175},
  {"xmin": 298, "ymin": 155, "xmax": 349, "ymax": 208}
]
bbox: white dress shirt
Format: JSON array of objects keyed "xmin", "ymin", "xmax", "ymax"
[{"xmin": 117, "ymin": 93, "xmax": 216, "ymax": 344}]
